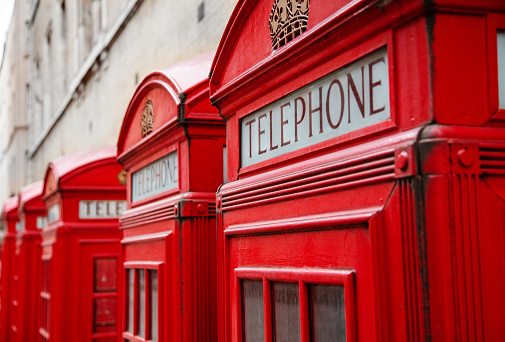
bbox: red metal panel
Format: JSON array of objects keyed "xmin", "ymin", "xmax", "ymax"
[
  {"xmin": 117, "ymin": 52, "xmax": 225, "ymax": 342},
  {"xmin": 40, "ymin": 147, "xmax": 126, "ymax": 342},
  {"xmin": 0, "ymin": 196, "xmax": 19, "ymax": 342},
  {"xmin": 10, "ymin": 182, "xmax": 46, "ymax": 342},
  {"xmin": 210, "ymin": 0, "xmax": 505, "ymax": 341}
]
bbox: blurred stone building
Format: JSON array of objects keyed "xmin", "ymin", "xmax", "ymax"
[{"xmin": 0, "ymin": 0, "xmax": 237, "ymax": 227}]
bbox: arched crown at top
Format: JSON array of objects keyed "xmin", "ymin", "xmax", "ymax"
[
  {"xmin": 141, "ymin": 99, "xmax": 154, "ymax": 138},
  {"xmin": 269, "ymin": 0, "xmax": 310, "ymax": 50}
]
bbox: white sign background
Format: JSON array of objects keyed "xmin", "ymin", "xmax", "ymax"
[
  {"xmin": 131, "ymin": 151, "xmax": 178, "ymax": 203},
  {"xmin": 241, "ymin": 48, "xmax": 390, "ymax": 167},
  {"xmin": 79, "ymin": 200, "xmax": 127, "ymax": 219}
]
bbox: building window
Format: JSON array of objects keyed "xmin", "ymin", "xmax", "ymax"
[
  {"xmin": 124, "ymin": 266, "xmax": 160, "ymax": 342},
  {"xmin": 236, "ymin": 268, "xmax": 354, "ymax": 342}
]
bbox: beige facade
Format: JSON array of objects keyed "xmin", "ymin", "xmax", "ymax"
[
  {"xmin": 0, "ymin": 0, "xmax": 30, "ymax": 203},
  {"xmin": 0, "ymin": 0, "xmax": 237, "ymax": 211}
]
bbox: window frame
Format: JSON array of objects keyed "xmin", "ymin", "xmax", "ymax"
[
  {"xmin": 123, "ymin": 262, "xmax": 163, "ymax": 342},
  {"xmin": 39, "ymin": 256, "xmax": 51, "ymax": 341},
  {"xmin": 91, "ymin": 253, "xmax": 120, "ymax": 340},
  {"xmin": 235, "ymin": 267, "xmax": 356, "ymax": 342}
]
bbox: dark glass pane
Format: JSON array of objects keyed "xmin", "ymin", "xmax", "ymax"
[
  {"xmin": 94, "ymin": 258, "xmax": 117, "ymax": 292},
  {"xmin": 127, "ymin": 269, "xmax": 134, "ymax": 333},
  {"xmin": 93, "ymin": 297, "xmax": 116, "ymax": 333},
  {"xmin": 272, "ymin": 282, "xmax": 300, "ymax": 342},
  {"xmin": 150, "ymin": 270, "xmax": 158, "ymax": 341},
  {"xmin": 137, "ymin": 269, "xmax": 145, "ymax": 337},
  {"xmin": 309, "ymin": 285, "xmax": 346, "ymax": 342},
  {"xmin": 242, "ymin": 280, "xmax": 265, "ymax": 342}
]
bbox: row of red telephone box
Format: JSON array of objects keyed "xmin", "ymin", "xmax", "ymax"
[{"xmin": 2, "ymin": 0, "xmax": 505, "ymax": 341}]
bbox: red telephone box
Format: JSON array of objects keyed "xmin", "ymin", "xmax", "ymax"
[
  {"xmin": 116, "ymin": 52, "xmax": 225, "ymax": 342},
  {"xmin": 0, "ymin": 195, "xmax": 18, "ymax": 342},
  {"xmin": 40, "ymin": 147, "xmax": 126, "ymax": 342},
  {"xmin": 210, "ymin": 0, "xmax": 505, "ymax": 341},
  {"xmin": 11, "ymin": 181, "xmax": 46, "ymax": 342}
]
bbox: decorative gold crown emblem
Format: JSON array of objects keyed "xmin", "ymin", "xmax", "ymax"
[
  {"xmin": 141, "ymin": 99, "xmax": 154, "ymax": 138},
  {"xmin": 269, "ymin": 0, "xmax": 310, "ymax": 50},
  {"xmin": 117, "ymin": 170, "xmax": 127, "ymax": 186}
]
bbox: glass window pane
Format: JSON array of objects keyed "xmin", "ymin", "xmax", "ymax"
[
  {"xmin": 93, "ymin": 297, "xmax": 116, "ymax": 333},
  {"xmin": 242, "ymin": 280, "xmax": 265, "ymax": 342},
  {"xmin": 137, "ymin": 269, "xmax": 145, "ymax": 337},
  {"xmin": 309, "ymin": 285, "xmax": 346, "ymax": 342},
  {"xmin": 127, "ymin": 269, "xmax": 134, "ymax": 333},
  {"xmin": 150, "ymin": 270, "xmax": 158, "ymax": 342},
  {"xmin": 94, "ymin": 258, "xmax": 117, "ymax": 292},
  {"xmin": 272, "ymin": 282, "xmax": 300, "ymax": 342}
]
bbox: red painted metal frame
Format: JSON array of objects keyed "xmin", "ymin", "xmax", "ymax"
[
  {"xmin": 210, "ymin": 0, "xmax": 505, "ymax": 341},
  {"xmin": 117, "ymin": 52, "xmax": 226, "ymax": 342},
  {"xmin": 234, "ymin": 268, "xmax": 356, "ymax": 342},
  {"xmin": 10, "ymin": 182, "xmax": 46, "ymax": 342},
  {"xmin": 40, "ymin": 146, "xmax": 125, "ymax": 342},
  {"xmin": 122, "ymin": 261, "xmax": 163, "ymax": 342},
  {"xmin": 0, "ymin": 196, "xmax": 19, "ymax": 342}
]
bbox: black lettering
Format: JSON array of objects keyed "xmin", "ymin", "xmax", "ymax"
[
  {"xmin": 347, "ymin": 66, "xmax": 365, "ymax": 123},
  {"xmin": 308, "ymin": 87, "xmax": 323, "ymax": 137},
  {"xmin": 326, "ymin": 79, "xmax": 345, "ymax": 129}
]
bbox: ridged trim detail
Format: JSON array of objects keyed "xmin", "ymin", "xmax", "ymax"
[
  {"xmin": 221, "ymin": 149, "xmax": 395, "ymax": 211},
  {"xmin": 120, "ymin": 204, "xmax": 175, "ymax": 229},
  {"xmin": 479, "ymin": 143, "xmax": 505, "ymax": 174}
]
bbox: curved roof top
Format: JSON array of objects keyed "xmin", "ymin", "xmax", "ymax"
[
  {"xmin": 19, "ymin": 181, "xmax": 44, "ymax": 210},
  {"xmin": 117, "ymin": 51, "xmax": 218, "ymax": 159},
  {"xmin": 48, "ymin": 146, "xmax": 117, "ymax": 181},
  {"xmin": 2, "ymin": 195, "xmax": 19, "ymax": 219},
  {"xmin": 157, "ymin": 51, "xmax": 215, "ymax": 95}
]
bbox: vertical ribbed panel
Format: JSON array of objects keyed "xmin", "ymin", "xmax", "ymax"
[
  {"xmin": 399, "ymin": 179, "xmax": 422, "ymax": 342},
  {"xmin": 189, "ymin": 215, "xmax": 211, "ymax": 342},
  {"xmin": 450, "ymin": 174, "xmax": 484, "ymax": 342}
]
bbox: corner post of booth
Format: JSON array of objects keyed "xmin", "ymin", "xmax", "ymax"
[
  {"xmin": 117, "ymin": 52, "xmax": 225, "ymax": 342},
  {"xmin": 0, "ymin": 196, "xmax": 19, "ymax": 342},
  {"xmin": 12, "ymin": 181, "xmax": 46, "ymax": 342},
  {"xmin": 40, "ymin": 147, "xmax": 126, "ymax": 342},
  {"xmin": 210, "ymin": 0, "xmax": 505, "ymax": 341}
]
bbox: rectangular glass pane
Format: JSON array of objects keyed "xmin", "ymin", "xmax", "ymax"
[
  {"xmin": 94, "ymin": 258, "xmax": 117, "ymax": 292},
  {"xmin": 41, "ymin": 298, "xmax": 49, "ymax": 331},
  {"xmin": 127, "ymin": 269, "xmax": 134, "ymax": 333},
  {"xmin": 272, "ymin": 282, "xmax": 300, "ymax": 342},
  {"xmin": 137, "ymin": 269, "xmax": 145, "ymax": 337},
  {"xmin": 498, "ymin": 30, "xmax": 505, "ymax": 109},
  {"xmin": 242, "ymin": 280, "xmax": 265, "ymax": 342},
  {"xmin": 309, "ymin": 285, "xmax": 346, "ymax": 342},
  {"xmin": 93, "ymin": 297, "xmax": 116, "ymax": 333},
  {"xmin": 150, "ymin": 270, "xmax": 158, "ymax": 342},
  {"xmin": 42, "ymin": 260, "xmax": 50, "ymax": 293}
]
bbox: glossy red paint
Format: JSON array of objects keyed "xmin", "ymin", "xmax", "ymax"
[
  {"xmin": 40, "ymin": 147, "xmax": 126, "ymax": 342},
  {"xmin": 210, "ymin": 0, "xmax": 505, "ymax": 341},
  {"xmin": 117, "ymin": 52, "xmax": 225, "ymax": 342},
  {"xmin": 0, "ymin": 196, "xmax": 19, "ymax": 342},
  {"xmin": 10, "ymin": 182, "xmax": 46, "ymax": 342}
]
